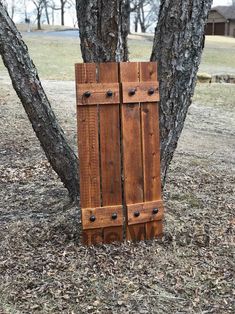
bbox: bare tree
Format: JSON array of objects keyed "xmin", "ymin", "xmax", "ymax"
[
  {"xmin": 130, "ymin": 0, "xmax": 160, "ymax": 33},
  {"xmin": 59, "ymin": 0, "xmax": 74, "ymax": 25},
  {"xmin": 151, "ymin": 0, "xmax": 213, "ymax": 182},
  {"xmin": 42, "ymin": 0, "xmax": 50, "ymax": 24},
  {"xmin": 0, "ymin": 2, "xmax": 80, "ymax": 200},
  {"xmin": 48, "ymin": 0, "xmax": 60, "ymax": 25},
  {"xmin": 10, "ymin": 0, "xmax": 15, "ymax": 19},
  {"xmin": 32, "ymin": 0, "xmax": 44, "ymax": 29},
  {"xmin": 0, "ymin": 0, "xmax": 213, "ymax": 201}
]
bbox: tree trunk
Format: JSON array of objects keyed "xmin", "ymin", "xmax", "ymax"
[
  {"xmin": 151, "ymin": 0, "xmax": 213, "ymax": 184},
  {"xmin": 11, "ymin": 0, "xmax": 15, "ymax": 20},
  {"xmin": 61, "ymin": 0, "xmax": 65, "ymax": 26},
  {"xmin": 37, "ymin": 9, "xmax": 41, "ymax": 30},
  {"xmin": 126, "ymin": 0, "xmax": 131, "ymax": 34},
  {"xmin": 134, "ymin": 15, "xmax": 138, "ymax": 32},
  {"xmin": 76, "ymin": 0, "xmax": 129, "ymax": 62},
  {"xmin": 0, "ymin": 3, "xmax": 80, "ymax": 201},
  {"xmin": 43, "ymin": 0, "xmax": 50, "ymax": 25},
  {"xmin": 139, "ymin": 2, "xmax": 146, "ymax": 33}
]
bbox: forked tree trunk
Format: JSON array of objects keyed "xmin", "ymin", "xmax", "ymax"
[
  {"xmin": 0, "ymin": 3, "xmax": 80, "ymax": 201},
  {"xmin": 0, "ymin": 0, "xmax": 213, "ymax": 202},
  {"xmin": 76, "ymin": 0, "xmax": 129, "ymax": 62},
  {"xmin": 151, "ymin": 0, "xmax": 213, "ymax": 183}
]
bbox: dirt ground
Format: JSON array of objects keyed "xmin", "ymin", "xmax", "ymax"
[{"xmin": 0, "ymin": 73, "xmax": 234, "ymax": 313}]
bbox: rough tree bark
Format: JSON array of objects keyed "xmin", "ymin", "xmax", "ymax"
[
  {"xmin": 76, "ymin": 0, "xmax": 129, "ymax": 62},
  {"xmin": 0, "ymin": 0, "xmax": 213, "ymax": 202},
  {"xmin": 0, "ymin": 3, "xmax": 80, "ymax": 201},
  {"xmin": 60, "ymin": 0, "xmax": 65, "ymax": 26},
  {"xmin": 151, "ymin": 0, "xmax": 213, "ymax": 183}
]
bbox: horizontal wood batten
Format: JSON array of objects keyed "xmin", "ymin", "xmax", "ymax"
[
  {"xmin": 82, "ymin": 205, "xmax": 123, "ymax": 230},
  {"xmin": 127, "ymin": 200, "xmax": 164, "ymax": 225},
  {"xmin": 77, "ymin": 83, "xmax": 120, "ymax": 105},
  {"xmin": 122, "ymin": 81, "xmax": 159, "ymax": 103}
]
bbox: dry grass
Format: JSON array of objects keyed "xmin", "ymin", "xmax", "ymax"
[
  {"xmin": 15, "ymin": 23, "xmax": 73, "ymax": 33},
  {"xmin": 0, "ymin": 33, "xmax": 234, "ymax": 313},
  {"xmin": 200, "ymin": 36, "xmax": 235, "ymax": 74},
  {"xmin": 1, "ymin": 34, "xmax": 235, "ymax": 80},
  {"xmin": 0, "ymin": 75, "xmax": 234, "ymax": 313}
]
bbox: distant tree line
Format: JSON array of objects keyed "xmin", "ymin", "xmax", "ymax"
[
  {"xmin": 3, "ymin": 0, "xmax": 75, "ymax": 29},
  {"xmin": 3, "ymin": 0, "xmax": 160, "ymax": 32}
]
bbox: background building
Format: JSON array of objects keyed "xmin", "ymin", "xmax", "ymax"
[{"xmin": 206, "ymin": 6, "xmax": 235, "ymax": 36}]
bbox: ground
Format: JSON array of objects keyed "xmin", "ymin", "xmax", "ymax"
[{"xmin": 0, "ymin": 34, "xmax": 234, "ymax": 313}]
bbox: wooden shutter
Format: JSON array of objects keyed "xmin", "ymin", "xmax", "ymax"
[{"xmin": 75, "ymin": 62, "xmax": 164, "ymax": 245}]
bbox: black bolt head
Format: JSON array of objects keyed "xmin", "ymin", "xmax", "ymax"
[
  {"xmin": 152, "ymin": 208, "xmax": 159, "ymax": 215},
  {"xmin": 148, "ymin": 88, "xmax": 155, "ymax": 95},
  {"xmin": 112, "ymin": 212, "xmax": 118, "ymax": 220},
  {"xmin": 129, "ymin": 88, "xmax": 136, "ymax": 96},
  {"xmin": 134, "ymin": 211, "xmax": 140, "ymax": 217},
  {"xmin": 90, "ymin": 215, "xmax": 96, "ymax": 222},
  {"xmin": 107, "ymin": 90, "xmax": 113, "ymax": 97},
  {"xmin": 84, "ymin": 91, "xmax": 91, "ymax": 98}
]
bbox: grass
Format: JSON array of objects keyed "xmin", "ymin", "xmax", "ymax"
[
  {"xmin": 0, "ymin": 34, "xmax": 235, "ymax": 80},
  {"xmin": 15, "ymin": 23, "xmax": 74, "ymax": 33},
  {"xmin": 24, "ymin": 36, "xmax": 82, "ymax": 80},
  {"xmin": 193, "ymin": 83, "xmax": 235, "ymax": 108},
  {"xmin": 200, "ymin": 36, "xmax": 235, "ymax": 74}
]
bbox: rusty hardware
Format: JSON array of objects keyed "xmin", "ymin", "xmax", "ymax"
[
  {"xmin": 112, "ymin": 212, "xmax": 118, "ymax": 220},
  {"xmin": 129, "ymin": 88, "xmax": 136, "ymax": 96},
  {"xmin": 152, "ymin": 208, "xmax": 159, "ymax": 214},
  {"xmin": 106, "ymin": 90, "xmax": 113, "ymax": 97},
  {"xmin": 76, "ymin": 62, "xmax": 163, "ymax": 245},
  {"xmin": 90, "ymin": 215, "xmax": 96, "ymax": 222},
  {"xmin": 148, "ymin": 87, "xmax": 155, "ymax": 95},
  {"xmin": 84, "ymin": 91, "xmax": 91, "ymax": 98}
]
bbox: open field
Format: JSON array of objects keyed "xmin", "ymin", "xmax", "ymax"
[
  {"xmin": 1, "ymin": 33, "xmax": 235, "ymax": 80},
  {"xmin": 0, "ymin": 33, "xmax": 234, "ymax": 313}
]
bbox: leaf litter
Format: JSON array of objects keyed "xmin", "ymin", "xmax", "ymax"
[{"xmin": 0, "ymin": 80, "xmax": 234, "ymax": 313}]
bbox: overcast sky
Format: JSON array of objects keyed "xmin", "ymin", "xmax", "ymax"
[
  {"xmin": 6, "ymin": 0, "xmax": 234, "ymax": 28},
  {"xmin": 213, "ymin": 0, "xmax": 232, "ymax": 6}
]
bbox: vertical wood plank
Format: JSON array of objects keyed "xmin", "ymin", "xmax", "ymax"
[
  {"xmin": 98, "ymin": 63, "xmax": 123, "ymax": 243},
  {"xmin": 139, "ymin": 62, "xmax": 163, "ymax": 239},
  {"xmin": 75, "ymin": 63, "xmax": 102, "ymax": 244},
  {"xmin": 120, "ymin": 62, "xmax": 145, "ymax": 241}
]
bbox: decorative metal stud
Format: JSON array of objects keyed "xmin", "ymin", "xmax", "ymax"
[
  {"xmin": 129, "ymin": 88, "xmax": 136, "ymax": 96},
  {"xmin": 107, "ymin": 90, "xmax": 113, "ymax": 97},
  {"xmin": 90, "ymin": 215, "xmax": 96, "ymax": 222},
  {"xmin": 152, "ymin": 208, "xmax": 159, "ymax": 214},
  {"xmin": 148, "ymin": 88, "xmax": 155, "ymax": 95},
  {"xmin": 112, "ymin": 212, "xmax": 118, "ymax": 220},
  {"xmin": 84, "ymin": 91, "xmax": 91, "ymax": 98},
  {"xmin": 134, "ymin": 211, "xmax": 140, "ymax": 217}
]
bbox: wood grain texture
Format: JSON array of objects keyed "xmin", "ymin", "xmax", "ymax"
[
  {"xmin": 83, "ymin": 228, "xmax": 103, "ymax": 246},
  {"xmin": 120, "ymin": 62, "xmax": 145, "ymax": 241},
  {"xmin": 140, "ymin": 62, "xmax": 163, "ymax": 239},
  {"xmin": 127, "ymin": 200, "xmax": 164, "ymax": 225},
  {"xmin": 99, "ymin": 62, "xmax": 123, "ymax": 242},
  {"xmin": 82, "ymin": 205, "xmax": 123, "ymax": 229},
  {"xmin": 76, "ymin": 62, "xmax": 163, "ymax": 245},
  {"xmin": 122, "ymin": 81, "xmax": 159, "ymax": 103},
  {"xmin": 145, "ymin": 220, "xmax": 163, "ymax": 239},
  {"xmin": 76, "ymin": 63, "xmax": 102, "ymax": 244},
  {"xmin": 77, "ymin": 82, "xmax": 120, "ymax": 105}
]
